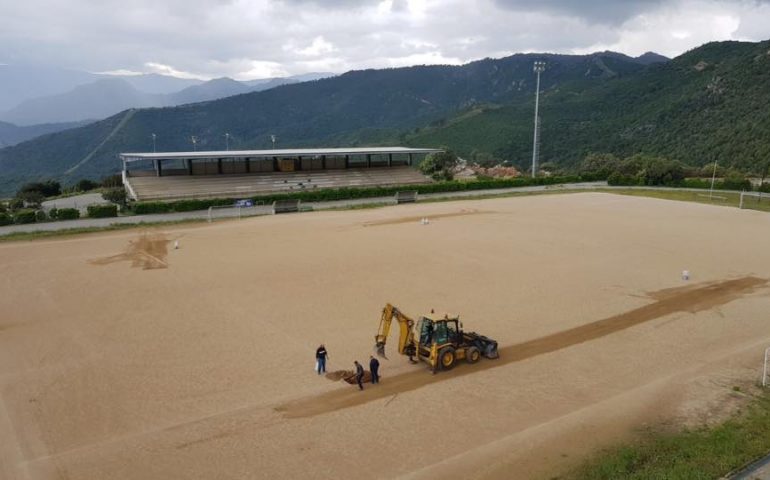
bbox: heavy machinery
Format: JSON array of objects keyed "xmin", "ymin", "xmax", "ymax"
[{"xmin": 374, "ymin": 303, "xmax": 498, "ymax": 372}]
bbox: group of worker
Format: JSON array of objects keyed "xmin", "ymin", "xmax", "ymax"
[{"xmin": 315, "ymin": 344, "xmax": 380, "ymax": 391}]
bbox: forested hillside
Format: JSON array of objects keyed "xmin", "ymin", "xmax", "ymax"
[{"xmin": 408, "ymin": 40, "xmax": 770, "ymax": 172}]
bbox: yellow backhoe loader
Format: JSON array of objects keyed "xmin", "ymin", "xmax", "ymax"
[{"xmin": 374, "ymin": 303, "xmax": 498, "ymax": 372}]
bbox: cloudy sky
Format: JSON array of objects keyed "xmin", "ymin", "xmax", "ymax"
[{"xmin": 1, "ymin": 0, "xmax": 769, "ymax": 80}]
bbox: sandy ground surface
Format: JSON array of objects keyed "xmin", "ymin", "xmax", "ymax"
[{"xmin": 1, "ymin": 192, "xmax": 769, "ymax": 480}]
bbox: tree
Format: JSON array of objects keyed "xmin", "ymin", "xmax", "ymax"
[
  {"xmin": 102, "ymin": 187, "xmax": 127, "ymax": 206},
  {"xmin": 17, "ymin": 180, "xmax": 61, "ymax": 198},
  {"xmin": 579, "ymin": 153, "xmax": 621, "ymax": 179},
  {"xmin": 419, "ymin": 150, "xmax": 459, "ymax": 181},
  {"xmin": 18, "ymin": 190, "xmax": 45, "ymax": 208},
  {"xmin": 101, "ymin": 174, "xmax": 123, "ymax": 188},
  {"xmin": 75, "ymin": 179, "xmax": 100, "ymax": 192}
]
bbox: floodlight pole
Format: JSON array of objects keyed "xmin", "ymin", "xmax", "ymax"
[
  {"xmin": 191, "ymin": 136, "xmax": 198, "ymax": 152},
  {"xmin": 531, "ymin": 61, "xmax": 546, "ymax": 178},
  {"xmin": 225, "ymin": 132, "xmax": 230, "ymax": 151},
  {"xmin": 709, "ymin": 160, "xmax": 718, "ymax": 200},
  {"xmin": 151, "ymin": 133, "xmax": 157, "ymax": 153},
  {"xmin": 270, "ymin": 134, "xmax": 277, "ymax": 150}
]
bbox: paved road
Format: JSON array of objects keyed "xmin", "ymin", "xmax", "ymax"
[
  {"xmin": 3, "ymin": 181, "xmax": 754, "ymax": 236},
  {"xmin": 42, "ymin": 193, "xmax": 110, "ymax": 213}
]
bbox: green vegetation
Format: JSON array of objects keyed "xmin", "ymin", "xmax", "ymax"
[
  {"xmin": 603, "ymin": 188, "xmax": 770, "ymax": 213},
  {"xmin": 101, "ymin": 186, "xmax": 127, "ymax": 206},
  {"xmin": 562, "ymin": 392, "xmax": 770, "ymax": 480},
  {"xmin": 418, "ymin": 150, "xmax": 460, "ymax": 180},
  {"xmin": 56, "ymin": 208, "xmax": 80, "ymax": 220},
  {"xmin": 408, "ymin": 40, "xmax": 770, "ymax": 175},
  {"xmin": 87, "ymin": 204, "xmax": 118, "ymax": 218}
]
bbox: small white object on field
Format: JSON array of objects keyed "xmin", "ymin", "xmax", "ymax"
[
  {"xmin": 174, "ymin": 240, "xmax": 179, "ymax": 250},
  {"xmin": 682, "ymin": 270, "xmax": 690, "ymax": 281},
  {"xmin": 420, "ymin": 218, "xmax": 430, "ymax": 225}
]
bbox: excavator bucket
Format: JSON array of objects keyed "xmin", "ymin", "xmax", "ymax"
[{"xmin": 375, "ymin": 342, "xmax": 388, "ymax": 360}]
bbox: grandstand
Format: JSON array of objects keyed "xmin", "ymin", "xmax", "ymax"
[{"xmin": 120, "ymin": 147, "xmax": 439, "ymax": 201}]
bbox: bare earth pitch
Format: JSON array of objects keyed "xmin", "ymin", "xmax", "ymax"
[{"xmin": 1, "ymin": 192, "xmax": 769, "ymax": 480}]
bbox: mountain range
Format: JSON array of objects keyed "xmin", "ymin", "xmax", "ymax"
[
  {"xmin": 0, "ymin": 69, "xmax": 334, "ymax": 126},
  {"xmin": 1, "ymin": 40, "xmax": 767, "ymax": 197}
]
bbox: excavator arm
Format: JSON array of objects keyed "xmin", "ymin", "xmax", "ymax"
[{"xmin": 374, "ymin": 303, "xmax": 417, "ymax": 360}]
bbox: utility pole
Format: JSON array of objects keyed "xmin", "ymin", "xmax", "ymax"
[
  {"xmin": 225, "ymin": 132, "xmax": 230, "ymax": 151},
  {"xmin": 531, "ymin": 61, "xmax": 546, "ymax": 178},
  {"xmin": 151, "ymin": 133, "xmax": 157, "ymax": 153}
]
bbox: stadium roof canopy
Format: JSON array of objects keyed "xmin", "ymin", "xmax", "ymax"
[{"xmin": 121, "ymin": 146, "xmax": 441, "ymax": 163}]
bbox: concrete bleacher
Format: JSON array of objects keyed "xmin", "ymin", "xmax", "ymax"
[{"xmin": 126, "ymin": 167, "xmax": 431, "ymax": 201}]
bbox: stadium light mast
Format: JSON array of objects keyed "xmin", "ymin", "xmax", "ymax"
[
  {"xmin": 191, "ymin": 136, "xmax": 198, "ymax": 152},
  {"xmin": 151, "ymin": 133, "xmax": 157, "ymax": 153},
  {"xmin": 531, "ymin": 60, "xmax": 546, "ymax": 178},
  {"xmin": 225, "ymin": 132, "xmax": 230, "ymax": 151},
  {"xmin": 270, "ymin": 134, "xmax": 277, "ymax": 150}
]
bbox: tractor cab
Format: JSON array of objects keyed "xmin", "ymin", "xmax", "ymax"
[{"xmin": 416, "ymin": 312, "xmax": 463, "ymax": 349}]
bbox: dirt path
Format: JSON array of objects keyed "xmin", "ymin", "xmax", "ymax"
[{"xmin": 276, "ymin": 276, "xmax": 767, "ymax": 419}]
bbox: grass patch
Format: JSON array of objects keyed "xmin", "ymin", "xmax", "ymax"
[
  {"xmin": 561, "ymin": 392, "xmax": 770, "ymax": 480},
  {"xmin": 600, "ymin": 188, "xmax": 770, "ymax": 213}
]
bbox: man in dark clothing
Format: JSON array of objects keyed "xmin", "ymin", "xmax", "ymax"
[
  {"xmin": 316, "ymin": 344, "xmax": 328, "ymax": 375},
  {"xmin": 354, "ymin": 361, "xmax": 364, "ymax": 390},
  {"xmin": 369, "ymin": 356, "xmax": 380, "ymax": 384}
]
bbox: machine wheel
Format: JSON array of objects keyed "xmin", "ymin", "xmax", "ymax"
[
  {"xmin": 439, "ymin": 347, "xmax": 456, "ymax": 371},
  {"xmin": 466, "ymin": 346, "xmax": 481, "ymax": 364}
]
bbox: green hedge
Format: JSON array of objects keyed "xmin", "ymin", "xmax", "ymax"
[
  {"xmin": 14, "ymin": 209, "xmax": 37, "ymax": 224},
  {"xmin": 87, "ymin": 204, "xmax": 118, "ymax": 218},
  {"xmin": 0, "ymin": 212, "xmax": 11, "ymax": 226},
  {"xmin": 131, "ymin": 176, "xmax": 584, "ymax": 214},
  {"xmin": 57, "ymin": 208, "xmax": 80, "ymax": 220}
]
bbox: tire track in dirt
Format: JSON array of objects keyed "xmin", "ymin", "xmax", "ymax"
[
  {"xmin": 362, "ymin": 209, "xmax": 494, "ymax": 226},
  {"xmin": 275, "ymin": 276, "xmax": 767, "ymax": 419}
]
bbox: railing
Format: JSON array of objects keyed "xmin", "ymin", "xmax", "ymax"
[{"xmin": 122, "ymin": 170, "xmax": 138, "ymax": 201}]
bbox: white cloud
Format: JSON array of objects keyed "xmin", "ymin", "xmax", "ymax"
[
  {"xmin": 296, "ymin": 36, "xmax": 337, "ymax": 56},
  {"xmin": 144, "ymin": 62, "xmax": 210, "ymax": 80},
  {"xmin": 0, "ymin": 0, "xmax": 769, "ymax": 80}
]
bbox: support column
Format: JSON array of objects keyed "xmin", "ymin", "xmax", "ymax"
[
  {"xmin": 187, "ymin": 159, "xmax": 193, "ymax": 175},
  {"xmin": 408, "ymin": 153, "xmax": 413, "ymax": 166},
  {"xmin": 157, "ymin": 159, "xmax": 163, "ymax": 177},
  {"xmin": 217, "ymin": 158, "xmax": 223, "ymax": 175},
  {"xmin": 297, "ymin": 156, "xmax": 302, "ymax": 171},
  {"xmin": 273, "ymin": 156, "xmax": 278, "ymax": 172},
  {"xmin": 322, "ymin": 155, "xmax": 326, "ymax": 170},
  {"xmin": 345, "ymin": 155, "xmax": 350, "ymax": 169},
  {"xmin": 367, "ymin": 154, "xmax": 372, "ymax": 168},
  {"xmin": 388, "ymin": 153, "xmax": 393, "ymax": 167},
  {"xmin": 245, "ymin": 157, "xmax": 251, "ymax": 173}
]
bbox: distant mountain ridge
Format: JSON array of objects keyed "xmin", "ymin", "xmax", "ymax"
[
  {"xmin": 5, "ymin": 42, "xmax": 767, "ymax": 198},
  {"xmin": 0, "ymin": 120, "xmax": 91, "ymax": 148},
  {"xmin": 0, "ymin": 71, "xmax": 335, "ymax": 125},
  {"xmin": 0, "ymin": 49, "xmax": 658, "ymax": 194}
]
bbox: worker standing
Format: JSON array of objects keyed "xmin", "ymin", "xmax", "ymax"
[
  {"xmin": 354, "ymin": 361, "xmax": 364, "ymax": 390},
  {"xmin": 316, "ymin": 344, "xmax": 328, "ymax": 375},
  {"xmin": 369, "ymin": 356, "xmax": 380, "ymax": 384}
]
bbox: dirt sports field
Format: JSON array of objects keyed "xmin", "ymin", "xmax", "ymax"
[{"xmin": 1, "ymin": 192, "xmax": 769, "ymax": 480}]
